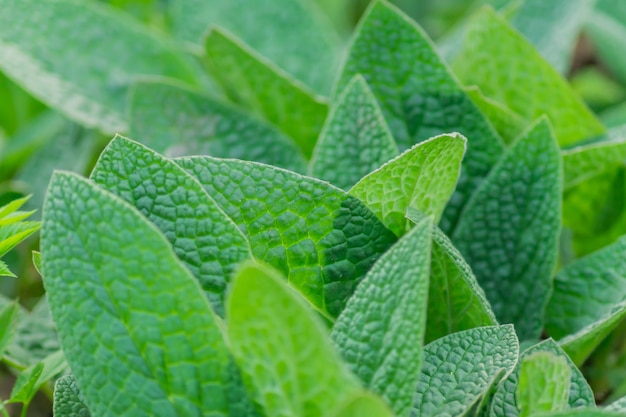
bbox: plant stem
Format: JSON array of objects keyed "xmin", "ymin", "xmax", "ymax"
[{"xmin": 20, "ymin": 402, "xmax": 29, "ymax": 417}]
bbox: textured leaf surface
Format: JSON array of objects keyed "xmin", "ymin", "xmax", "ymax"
[
  {"xmin": 517, "ymin": 352, "xmax": 571, "ymax": 417},
  {"xmin": 205, "ymin": 29, "xmax": 328, "ymax": 158},
  {"xmin": 227, "ymin": 262, "xmax": 359, "ymax": 417},
  {"xmin": 412, "ymin": 325, "xmax": 518, "ymax": 417},
  {"xmin": 546, "ymin": 236, "xmax": 626, "ymax": 365},
  {"xmin": 309, "ymin": 76, "xmax": 398, "ymax": 190},
  {"xmin": 350, "ymin": 134, "xmax": 465, "ymax": 236},
  {"xmin": 129, "ymin": 82, "xmax": 307, "ymax": 173},
  {"xmin": 337, "ymin": 1, "xmax": 503, "ymax": 233},
  {"xmin": 453, "ymin": 119, "xmax": 561, "ymax": 340},
  {"xmin": 454, "ymin": 7, "xmax": 604, "ymax": 147},
  {"xmin": 490, "ymin": 339, "xmax": 595, "ymax": 417},
  {"xmin": 41, "ymin": 172, "xmax": 242, "ymax": 416},
  {"xmin": 562, "ymin": 139, "xmax": 626, "ymax": 190},
  {"xmin": 331, "ymin": 218, "xmax": 431, "ymax": 416},
  {"xmin": 169, "ymin": 0, "xmax": 339, "ymax": 93},
  {"xmin": 328, "ymin": 392, "xmax": 395, "ymax": 417},
  {"xmin": 0, "ymin": 0, "xmax": 199, "ymax": 132},
  {"xmin": 53, "ymin": 375, "xmax": 91, "ymax": 417},
  {"xmin": 91, "ymin": 136, "xmax": 251, "ymax": 315},
  {"xmin": 177, "ymin": 156, "xmax": 396, "ymax": 317}
]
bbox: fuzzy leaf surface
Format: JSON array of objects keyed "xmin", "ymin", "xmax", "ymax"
[{"xmin": 53, "ymin": 375, "xmax": 91, "ymax": 417}]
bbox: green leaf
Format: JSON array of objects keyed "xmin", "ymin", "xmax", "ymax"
[
  {"xmin": 0, "ymin": 301, "xmax": 19, "ymax": 358},
  {"xmin": 546, "ymin": 235, "xmax": 626, "ymax": 365},
  {"xmin": 8, "ymin": 350, "xmax": 67, "ymax": 404},
  {"xmin": 452, "ymin": 119, "xmax": 561, "ymax": 340},
  {"xmin": 32, "ymin": 251, "xmax": 41, "ymax": 275},
  {"xmin": 0, "ymin": 0, "xmax": 200, "ymax": 133},
  {"xmin": 350, "ymin": 134, "xmax": 465, "ymax": 237},
  {"xmin": 413, "ymin": 325, "xmax": 519, "ymax": 417},
  {"xmin": 176, "ymin": 156, "xmax": 397, "ymax": 317},
  {"xmin": 53, "ymin": 375, "xmax": 91, "ymax": 417},
  {"xmin": 0, "ymin": 260, "xmax": 14, "ymax": 277},
  {"xmin": 227, "ymin": 261, "xmax": 360, "ymax": 417},
  {"xmin": 337, "ymin": 0, "xmax": 504, "ymax": 233},
  {"xmin": 331, "ymin": 217, "xmax": 431, "ymax": 416},
  {"xmin": 586, "ymin": 0, "xmax": 626, "ymax": 86},
  {"xmin": 328, "ymin": 391, "xmax": 395, "ymax": 417},
  {"xmin": 0, "ymin": 195, "xmax": 31, "ymax": 219},
  {"xmin": 531, "ymin": 411, "xmax": 626, "ymax": 417},
  {"xmin": 169, "ymin": 0, "xmax": 340, "ymax": 93},
  {"xmin": 453, "ymin": 7, "xmax": 604, "ymax": 147},
  {"xmin": 517, "ymin": 352, "xmax": 571, "ymax": 417},
  {"xmin": 90, "ymin": 136, "xmax": 252, "ymax": 316},
  {"xmin": 129, "ymin": 81, "xmax": 307, "ymax": 173},
  {"xmin": 41, "ymin": 171, "xmax": 243, "ymax": 416},
  {"xmin": 426, "ymin": 224, "xmax": 498, "ymax": 343},
  {"xmin": 507, "ymin": 0, "xmax": 595, "ymax": 74},
  {"xmin": 562, "ymin": 139, "xmax": 626, "ymax": 190},
  {"xmin": 0, "ymin": 221, "xmax": 40, "ymax": 257},
  {"xmin": 204, "ymin": 29, "xmax": 328, "ymax": 158},
  {"xmin": 465, "ymin": 86, "xmax": 526, "ymax": 145},
  {"xmin": 490, "ymin": 339, "xmax": 595, "ymax": 417},
  {"xmin": 606, "ymin": 395, "xmax": 626, "ymax": 412},
  {"xmin": 309, "ymin": 75, "xmax": 399, "ymax": 190}
]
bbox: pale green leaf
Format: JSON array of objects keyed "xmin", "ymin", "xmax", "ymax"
[
  {"xmin": 0, "ymin": 301, "xmax": 19, "ymax": 358},
  {"xmin": 309, "ymin": 75, "xmax": 399, "ymax": 190},
  {"xmin": 331, "ymin": 218, "xmax": 431, "ymax": 416},
  {"xmin": 32, "ymin": 251, "xmax": 41, "ymax": 275},
  {"xmin": 465, "ymin": 86, "xmax": 526, "ymax": 145},
  {"xmin": 327, "ymin": 391, "xmax": 395, "ymax": 417},
  {"xmin": 227, "ymin": 261, "xmax": 360, "ymax": 417},
  {"xmin": 129, "ymin": 81, "xmax": 307, "ymax": 173},
  {"xmin": 350, "ymin": 134, "xmax": 465, "ymax": 236},
  {"xmin": 176, "ymin": 156, "xmax": 397, "ymax": 317},
  {"xmin": 562, "ymin": 139, "xmax": 626, "ymax": 190},
  {"xmin": 41, "ymin": 171, "xmax": 247, "ymax": 416},
  {"xmin": 0, "ymin": 260, "xmax": 14, "ymax": 278},
  {"xmin": 517, "ymin": 352, "xmax": 571, "ymax": 417},
  {"xmin": 8, "ymin": 350, "xmax": 67, "ymax": 404},
  {"xmin": 53, "ymin": 375, "xmax": 91, "ymax": 417},
  {"xmin": 454, "ymin": 7, "xmax": 604, "ymax": 146},
  {"xmin": 0, "ymin": 221, "xmax": 40, "ymax": 257},
  {"xmin": 586, "ymin": 0, "xmax": 626, "ymax": 86},
  {"xmin": 90, "ymin": 136, "xmax": 252, "ymax": 316},
  {"xmin": 205, "ymin": 29, "xmax": 328, "ymax": 158}
]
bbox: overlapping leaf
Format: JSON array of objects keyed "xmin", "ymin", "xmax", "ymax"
[
  {"xmin": 562, "ymin": 139, "xmax": 626, "ymax": 190},
  {"xmin": 517, "ymin": 352, "xmax": 571, "ymax": 417}
]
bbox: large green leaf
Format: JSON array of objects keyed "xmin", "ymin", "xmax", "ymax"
[
  {"xmin": 516, "ymin": 352, "xmax": 571, "ymax": 417},
  {"xmin": 412, "ymin": 325, "xmax": 518, "ymax": 417},
  {"xmin": 176, "ymin": 156, "xmax": 397, "ymax": 318},
  {"xmin": 204, "ymin": 29, "xmax": 328, "ymax": 158},
  {"xmin": 227, "ymin": 262, "xmax": 360, "ymax": 417},
  {"xmin": 0, "ymin": 0, "xmax": 199, "ymax": 133},
  {"xmin": 331, "ymin": 217, "xmax": 431, "ymax": 416},
  {"xmin": 309, "ymin": 75, "xmax": 398, "ymax": 190},
  {"xmin": 350, "ymin": 134, "xmax": 465, "ymax": 237},
  {"xmin": 169, "ymin": 0, "xmax": 339, "ymax": 93},
  {"xmin": 490, "ymin": 339, "xmax": 595, "ymax": 417},
  {"xmin": 129, "ymin": 82, "xmax": 307, "ymax": 173},
  {"xmin": 562, "ymin": 138, "xmax": 626, "ymax": 190},
  {"xmin": 546, "ymin": 236, "xmax": 626, "ymax": 365},
  {"xmin": 452, "ymin": 119, "xmax": 561, "ymax": 340},
  {"xmin": 90, "ymin": 136, "xmax": 251, "ymax": 316},
  {"xmin": 337, "ymin": 0, "xmax": 504, "ymax": 233},
  {"xmin": 53, "ymin": 375, "xmax": 91, "ymax": 417},
  {"xmin": 41, "ymin": 171, "xmax": 247, "ymax": 416},
  {"xmin": 453, "ymin": 7, "xmax": 604, "ymax": 147}
]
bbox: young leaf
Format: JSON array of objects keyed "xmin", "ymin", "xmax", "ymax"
[
  {"xmin": 129, "ymin": 81, "xmax": 307, "ymax": 173},
  {"xmin": 452, "ymin": 119, "xmax": 561, "ymax": 340},
  {"xmin": 412, "ymin": 325, "xmax": 519, "ymax": 417},
  {"xmin": 176, "ymin": 156, "xmax": 397, "ymax": 317},
  {"xmin": 53, "ymin": 375, "xmax": 91, "ymax": 417},
  {"xmin": 350, "ymin": 134, "xmax": 465, "ymax": 236},
  {"xmin": 328, "ymin": 391, "xmax": 395, "ymax": 417},
  {"xmin": 169, "ymin": 0, "xmax": 340, "ymax": 93},
  {"xmin": 0, "ymin": 0, "xmax": 200, "ymax": 133},
  {"xmin": 0, "ymin": 221, "xmax": 40, "ymax": 257},
  {"xmin": 337, "ymin": 0, "xmax": 504, "ymax": 232},
  {"xmin": 330, "ymin": 217, "xmax": 432, "ymax": 416},
  {"xmin": 309, "ymin": 75, "xmax": 399, "ymax": 190},
  {"xmin": 490, "ymin": 339, "xmax": 595, "ymax": 417},
  {"xmin": 0, "ymin": 301, "xmax": 19, "ymax": 358},
  {"xmin": 516, "ymin": 352, "xmax": 571, "ymax": 417},
  {"xmin": 562, "ymin": 139, "xmax": 626, "ymax": 190},
  {"xmin": 41, "ymin": 172, "xmax": 245, "ymax": 416},
  {"xmin": 205, "ymin": 29, "xmax": 328, "ymax": 158},
  {"xmin": 227, "ymin": 261, "xmax": 360, "ymax": 417},
  {"xmin": 465, "ymin": 86, "xmax": 526, "ymax": 145},
  {"xmin": 90, "ymin": 136, "xmax": 252, "ymax": 316},
  {"xmin": 8, "ymin": 350, "xmax": 67, "ymax": 405},
  {"xmin": 454, "ymin": 7, "xmax": 604, "ymax": 147},
  {"xmin": 546, "ymin": 236, "xmax": 626, "ymax": 365}
]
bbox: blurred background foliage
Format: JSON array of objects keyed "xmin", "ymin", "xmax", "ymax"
[{"xmin": 2, "ymin": 0, "xmax": 626, "ymax": 415}]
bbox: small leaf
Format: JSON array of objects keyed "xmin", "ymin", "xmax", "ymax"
[
  {"xmin": 309, "ymin": 75, "xmax": 399, "ymax": 190},
  {"xmin": 0, "ymin": 260, "xmax": 15, "ymax": 278},
  {"xmin": 53, "ymin": 375, "xmax": 91, "ymax": 417},
  {"xmin": 0, "ymin": 301, "xmax": 19, "ymax": 358},
  {"xmin": 412, "ymin": 325, "xmax": 519, "ymax": 417},
  {"xmin": 516, "ymin": 352, "xmax": 571, "ymax": 417},
  {"xmin": 0, "ymin": 221, "xmax": 40, "ymax": 257},
  {"xmin": 562, "ymin": 139, "xmax": 626, "ymax": 190},
  {"xmin": 331, "ymin": 217, "xmax": 431, "ymax": 416},
  {"xmin": 205, "ymin": 29, "xmax": 328, "ymax": 158},
  {"xmin": 227, "ymin": 261, "xmax": 360, "ymax": 417},
  {"xmin": 350, "ymin": 134, "xmax": 465, "ymax": 236},
  {"xmin": 8, "ymin": 350, "xmax": 67, "ymax": 404}
]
